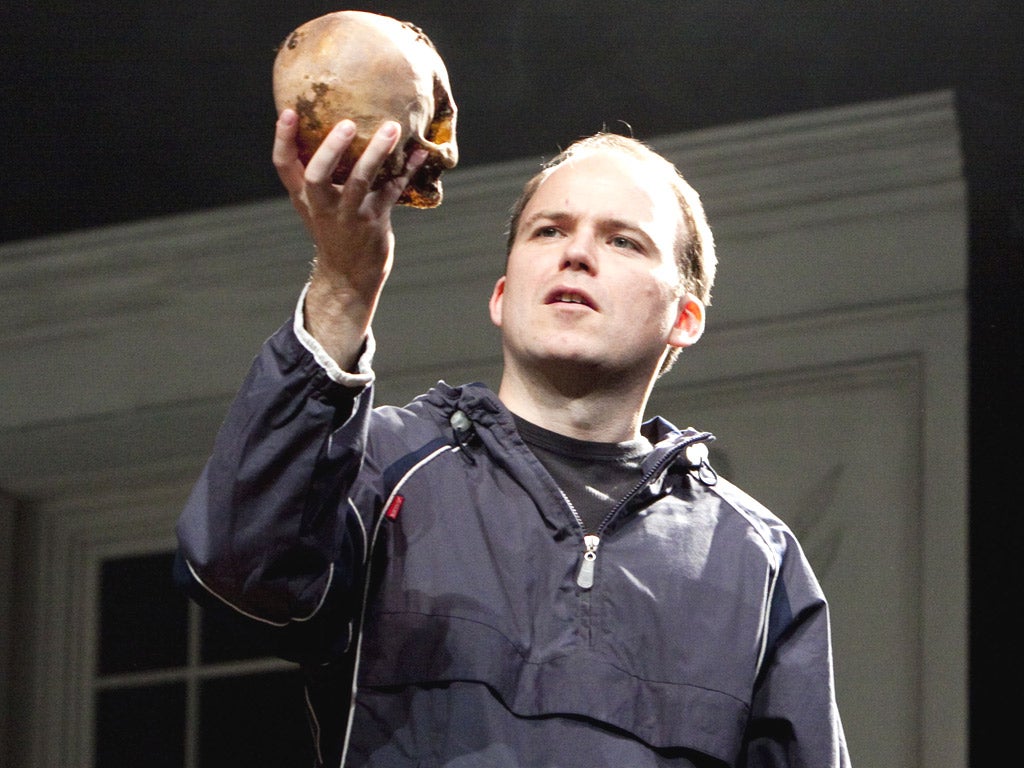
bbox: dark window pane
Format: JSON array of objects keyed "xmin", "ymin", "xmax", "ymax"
[
  {"xmin": 199, "ymin": 670, "xmax": 313, "ymax": 767},
  {"xmin": 200, "ymin": 600, "xmax": 282, "ymax": 664},
  {"xmin": 99, "ymin": 552, "xmax": 188, "ymax": 674},
  {"xmin": 96, "ymin": 682, "xmax": 185, "ymax": 768}
]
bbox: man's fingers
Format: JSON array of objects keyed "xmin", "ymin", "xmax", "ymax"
[
  {"xmin": 280, "ymin": 118, "xmax": 413, "ymax": 218},
  {"xmin": 272, "ymin": 109, "xmax": 306, "ymax": 192},
  {"xmin": 342, "ymin": 121, "xmax": 402, "ymax": 194},
  {"xmin": 372, "ymin": 147, "xmax": 428, "ymax": 209},
  {"xmin": 396, "ymin": 147, "xmax": 429, "ymax": 188},
  {"xmin": 304, "ymin": 119, "xmax": 358, "ymax": 185}
]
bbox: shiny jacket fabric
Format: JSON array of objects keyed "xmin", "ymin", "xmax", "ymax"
[{"xmin": 176, "ymin": 321, "xmax": 850, "ymax": 767}]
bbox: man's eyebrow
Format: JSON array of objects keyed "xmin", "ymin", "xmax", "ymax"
[
  {"xmin": 600, "ymin": 217, "xmax": 646, "ymax": 235},
  {"xmin": 520, "ymin": 210, "xmax": 574, "ymax": 229},
  {"xmin": 599, "ymin": 217, "xmax": 659, "ymax": 250},
  {"xmin": 522, "ymin": 211, "xmax": 643, "ymax": 230},
  {"xmin": 520, "ymin": 211, "xmax": 656, "ymax": 248}
]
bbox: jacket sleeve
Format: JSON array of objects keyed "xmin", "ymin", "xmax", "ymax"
[
  {"xmin": 740, "ymin": 536, "xmax": 852, "ymax": 768},
  {"xmin": 175, "ymin": 312, "xmax": 378, "ymax": 660}
]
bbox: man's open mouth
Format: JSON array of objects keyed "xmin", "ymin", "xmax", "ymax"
[{"xmin": 546, "ymin": 289, "xmax": 596, "ymax": 309}]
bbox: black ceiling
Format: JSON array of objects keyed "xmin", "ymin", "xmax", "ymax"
[{"xmin": 3, "ymin": 1, "xmax": 1021, "ymax": 244}]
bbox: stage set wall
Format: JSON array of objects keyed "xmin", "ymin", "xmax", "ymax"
[{"xmin": 0, "ymin": 91, "xmax": 967, "ymax": 767}]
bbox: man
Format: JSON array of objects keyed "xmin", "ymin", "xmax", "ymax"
[{"xmin": 176, "ymin": 109, "xmax": 851, "ymax": 767}]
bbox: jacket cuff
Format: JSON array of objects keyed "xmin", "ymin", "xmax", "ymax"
[{"xmin": 293, "ymin": 282, "xmax": 376, "ymax": 388}]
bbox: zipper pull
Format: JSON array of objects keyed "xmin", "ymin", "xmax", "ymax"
[{"xmin": 576, "ymin": 534, "xmax": 601, "ymax": 589}]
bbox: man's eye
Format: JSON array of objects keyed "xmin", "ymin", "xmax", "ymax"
[
  {"xmin": 535, "ymin": 226, "xmax": 561, "ymax": 238},
  {"xmin": 610, "ymin": 235, "xmax": 639, "ymax": 250}
]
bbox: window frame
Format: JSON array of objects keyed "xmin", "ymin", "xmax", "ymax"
[{"xmin": 22, "ymin": 479, "xmax": 295, "ymax": 766}]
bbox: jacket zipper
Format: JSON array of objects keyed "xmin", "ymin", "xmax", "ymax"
[
  {"xmin": 571, "ymin": 432, "xmax": 714, "ymax": 590},
  {"xmin": 558, "ymin": 490, "xmax": 602, "ymax": 590},
  {"xmin": 576, "ymin": 534, "xmax": 601, "ymax": 588}
]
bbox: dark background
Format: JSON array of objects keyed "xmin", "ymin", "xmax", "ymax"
[
  {"xmin": 3, "ymin": 2, "xmax": 1021, "ymax": 762},
  {"xmin": 4, "ymin": 1, "xmax": 1021, "ymax": 244}
]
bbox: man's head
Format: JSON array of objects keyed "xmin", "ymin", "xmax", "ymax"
[
  {"xmin": 507, "ymin": 134, "xmax": 716, "ymax": 307},
  {"xmin": 499, "ymin": 134, "xmax": 716, "ymax": 376}
]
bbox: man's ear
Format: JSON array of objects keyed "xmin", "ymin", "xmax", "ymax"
[
  {"xmin": 667, "ymin": 293, "xmax": 705, "ymax": 348},
  {"xmin": 488, "ymin": 276, "xmax": 507, "ymax": 329}
]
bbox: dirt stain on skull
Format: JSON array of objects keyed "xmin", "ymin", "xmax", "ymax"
[
  {"xmin": 295, "ymin": 82, "xmax": 330, "ymax": 132},
  {"xmin": 400, "ymin": 21, "xmax": 429, "ymax": 46}
]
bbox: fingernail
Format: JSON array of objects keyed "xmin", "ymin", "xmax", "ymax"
[
  {"xmin": 382, "ymin": 122, "xmax": 399, "ymax": 138},
  {"xmin": 337, "ymin": 120, "xmax": 356, "ymax": 137}
]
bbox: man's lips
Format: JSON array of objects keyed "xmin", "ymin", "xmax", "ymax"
[{"xmin": 544, "ymin": 287, "xmax": 597, "ymax": 310}]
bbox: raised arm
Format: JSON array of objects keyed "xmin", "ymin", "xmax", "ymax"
[
  {"xmin": 273, "ymin": 108, "xmax": 427, "ymax": 370},
  {"xmin": 175, "ymin": 114, "xmax": 427, "ymax": 654}
]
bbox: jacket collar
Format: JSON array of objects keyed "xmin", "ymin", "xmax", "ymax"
[{"xmin": 422, "ymin": 381, "xmax": 715, "ymax": 509}]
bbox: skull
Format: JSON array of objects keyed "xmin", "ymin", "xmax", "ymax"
[{"xmin": 272, "ymin": 11, "xmax": 458, "ymax": 208}]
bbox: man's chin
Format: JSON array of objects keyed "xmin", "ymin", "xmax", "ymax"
[{"xmin": 532, "ymin": 350, "xmax": 626, "ymax": 383}]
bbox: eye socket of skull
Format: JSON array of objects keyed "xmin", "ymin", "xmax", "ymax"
[
  {"xmin": 427, "ymin": 77, "xmax": 456, "ymax": 151},
  {"xmin": 272, "ymin": 11, "xmax": 458, "ymax": 208}
]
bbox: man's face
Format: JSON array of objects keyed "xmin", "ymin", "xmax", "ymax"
[{"xmin": 489, "ymin": 150, "xmax": 704, "ymax": 381}]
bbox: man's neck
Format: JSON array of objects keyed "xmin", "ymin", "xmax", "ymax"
[{"xmin": 496, "ymin": 360, "xmax": 655, "ymax": 442}]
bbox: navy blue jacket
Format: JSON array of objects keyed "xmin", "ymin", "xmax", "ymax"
[{"xmin": 176, "ymin": 319, "xmax": 850, "ymax": 767}]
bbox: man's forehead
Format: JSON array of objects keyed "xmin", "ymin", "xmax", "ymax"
[
  {"xmin": 522, "ymin": 151, "xmax": 679, "ymax": 227},
  {"xmin": 542, "ymin": 146, "xmax": 644, "ymax": 179},
  {"xmin": 548, "ymin": 149, "xmax": 674, "ymax": 196}
]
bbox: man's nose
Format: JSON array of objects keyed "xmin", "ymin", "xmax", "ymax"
[{"xmin": 560, "ymin": 232, "xmax": 597, "ymax": 272}]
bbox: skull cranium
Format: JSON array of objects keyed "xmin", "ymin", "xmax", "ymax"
[{"xmin": 272, "ymin": 11, "xmax": 458, "ymax": 208}]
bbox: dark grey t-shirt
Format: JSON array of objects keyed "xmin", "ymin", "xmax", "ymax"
[{"xmin": 513, "ymin": 415, "xmax": 652, "ymax": 533}]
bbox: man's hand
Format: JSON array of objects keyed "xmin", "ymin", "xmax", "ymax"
[{"xmin": 273, "ymin": 108, "xmax": 428, "ymax": 370}]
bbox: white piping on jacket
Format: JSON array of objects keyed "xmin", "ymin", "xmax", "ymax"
[
  {"xmin": 185, "ymin": 558, "xmax": 335, "ymax": 627},
  {"xmin": 339, "ymin": 442, "xmax": 454, "ymax": 767}
]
